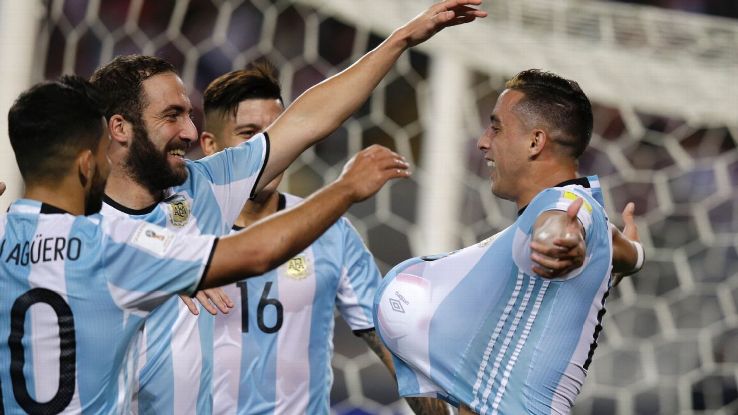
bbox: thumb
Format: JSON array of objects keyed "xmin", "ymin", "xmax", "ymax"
[
  {"xmin": 566, "ymin": 197, "xmax": 583, "ymax": 224},
  {"xmin": 621, "ymin": 202, "xmax": 639, "ymax": 242}
]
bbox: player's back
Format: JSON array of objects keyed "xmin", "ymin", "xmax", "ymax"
[
  {"xmin": 375, "ymin": 179, "xmax": 612, "ymax": 414},
  {"xmin": 0, "ymin": 200, "xmax": 212, "ymax": 414}
]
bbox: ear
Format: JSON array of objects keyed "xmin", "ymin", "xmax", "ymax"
[
  {"xmin": 76, "ymin": 149, "xmax": 95, "ymax": 189},
  {"xmin": 529, "ymin": 130, "xmax": 547, "ymax": 158},
  {"xmin": 200, "ymin": 131, "xmax": 219, "ymax": 156},
  {"xmin": 108, "ymin": 114, "xmax": 132, "ymax": 146}
]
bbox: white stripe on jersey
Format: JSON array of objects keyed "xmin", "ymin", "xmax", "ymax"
[
  {"xmin": 107, "ymin": 283, "xmax": 170, "ymax": 317},
  {"xmin": 275, "ymin": 247, "xmax": 316, "ymax": 411},
  {"xmin": 490, "ymin": 280, "xmax": 550, "ymax": 415},
  {"xmin": 336, "ymin": 265, "xmax": 372, "ymax": 329},
  {"xmin": 27, "ymin": 217, "xmax": 82, "ymax": 412},
  {"xmin": 478, "ymin": 274, "xmax": 536, "ymax": 414},
  {"xmin": 469, "ymin": 272, "xmax": 525, "ymax": 409},
  {"xmin": 212, "ymin": 284, "xmax": 242, "ymax": 415},
  {"xmin": 171, "ymin": 304, "xmax": 203, "ymax": 414}
]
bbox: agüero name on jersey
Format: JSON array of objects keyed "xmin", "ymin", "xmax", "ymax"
[{"xmin": 0, "ymin": 236, "xmax": 82, "ymax": 265}]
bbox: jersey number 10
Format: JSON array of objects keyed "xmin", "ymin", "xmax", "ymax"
[{"xmin": 2, "ymin": 288, "xmax": 76, "ymax": 414}]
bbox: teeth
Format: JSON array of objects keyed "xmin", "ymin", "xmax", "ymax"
[
  {"xmin": 168, "ymin": 149, "xmax": 185, "ymax": 157},
  {"xmin": 487, "ymin": 160, "xmax": 495, "ymax": 167}
]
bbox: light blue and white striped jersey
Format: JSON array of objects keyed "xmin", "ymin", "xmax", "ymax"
[
  {"xmin": 212, "ymin": 193, "xmax": 379, "ymax": 415},
  {"xmin": 0, "ymin": 199, "xmax": 215, "ymax": 414},
  {"xmin": 374, "ymin": 176, "xmax": 612, "ymax": 415},
  {"xmin": 100, "ymin": 133, "xmax": 268, "ymax": 414}
]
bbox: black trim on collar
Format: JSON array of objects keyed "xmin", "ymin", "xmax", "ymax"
[
  {"xmin": 103, "ymin": 194, "xmax": 159, "ymax": 216},
  {"xmin": 517, "ymin": 177, "xmax": 591, "ymax": 216},
  {"xmin": 40, "ymin": 203, "xmax": 70, "ymax": 214},
  {"xmin": 249, "ymin": 132, "xmax": 271, "ymax": 200},
  {"xmin": 232, "ymin": 224, "xmax": 244, "ymax": 232}
]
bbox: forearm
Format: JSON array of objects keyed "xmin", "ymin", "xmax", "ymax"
[
  {"xmin": 360, "ymin": 331, "xmax": 448, "ymax": 415},
  {"xmin": 202, "ymin": 181, "xmax": 354, "ymax": 288},
  {"xmin": 262, "ymin": 31, "xmax": 410, "ymax": 183},
  {"xmin": 611, "ymin": 226, "xmax": 642, "ymax": 275}
]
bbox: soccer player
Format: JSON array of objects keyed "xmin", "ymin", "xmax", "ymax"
[
  {"xmin": 373, "ymin": 69, "xmax": 645, "ymax": 415},
  {"xmin": 89, "ymin": 1, "xmax": 487, "ymax": 412},
  {"xmin": 0, "ymin": 76, "xmax": 407, "ymax": 414},
  {"xmin": 199, "ymin": 62, "xmax": 447, "ymax": 414}
]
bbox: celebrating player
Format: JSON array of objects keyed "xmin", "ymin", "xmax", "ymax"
[
  {"xmin": 89, "ymin": 1, "xmax": 487, "ymax": 412},
  {"xmin": 0, "ymin": 75, "xmax": 407, "ymax": 414},
  {"xmin": 200, "ymin": 62, "xmax": 448, "ymax": 415},
  {"xmin": 374, "ymin": 69, "xmax": 644, "ymax": 415}
]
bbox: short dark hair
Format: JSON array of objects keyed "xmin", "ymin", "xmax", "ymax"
[
  {"xmin": 505, "ymin": 69, "xmax": 593, "ymax": 158},
  {"xmin": 203, "ymin": 60, "xmax": 283, "ymax": 122},
  {"xmin": 90, "ymin": 55, "xmax": 175, "ymax": 123},
  {"xmin": 8, "ymin": 75, "xmax": 105, "ymax": 183}
]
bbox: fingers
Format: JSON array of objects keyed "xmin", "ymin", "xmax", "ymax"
[
  {"xmin": 196, "ymin": 291, "xmax": 219, "ymax": 315},
  {"xmin": 179, "ymin": 294, "xmax": 200, "ymax": 316},
  {"xmin": 207, "ymin": 288, "xmax": 234, "ymax": 314}
]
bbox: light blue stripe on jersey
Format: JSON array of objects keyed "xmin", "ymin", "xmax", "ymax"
[
  {"xmin": 375, "ymin": 178, "xmax": 612, "ymax": 415},
  {"xmin": 212, "ymin": 194, "xmax": 379, "ymax": 415},
  {"xmin": 104, "ymin": 133, "xmax": 268, "ymax": 414},
  {"xmin": 0, "ymin": 199, "xmax": 213, "ymax": 414}
]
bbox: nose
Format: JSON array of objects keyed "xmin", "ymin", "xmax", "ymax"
[
  {"xmin": 477, "ymin": 128, "xmax": 491, "ymax": 152},
  {"xmin": 181, "ymin": 116, "xmax": 197, "ymax": 142}
]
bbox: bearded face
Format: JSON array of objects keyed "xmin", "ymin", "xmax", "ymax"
[{"xmin": 124, "ymin": 117, "xmax": 189, "ymax": 194}]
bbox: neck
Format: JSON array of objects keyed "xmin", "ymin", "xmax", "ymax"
[
  {"xmin": 24, "ymin": 179, "xmax": 85, "ymax": 215},
  {"xmin": 234, "ymin": 191, "xmax": 281, "ymax": 228},
  {"xmin": 104, "ymin": 168, "xmax": 164, "ymax": 210},
  {"xmin": 514, "ymin": 162, "xmax": 577, "ymax": 209}
]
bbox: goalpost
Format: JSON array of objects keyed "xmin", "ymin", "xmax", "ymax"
[{"xmin": 5, "ymin": 0, "xmax": 738, "ymax": 413}]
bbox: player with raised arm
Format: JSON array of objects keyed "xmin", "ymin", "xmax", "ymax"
[
  {"xmin": 199, "ymin": 62, "xmax": 448, "ymax": 415},
  {"xmin": 89, "ymin": 1, "xmax": 486, "ymax": 413},
  {"xmin": 0, "ymin": 76, "xmax": 407, "ymax": 414},
  {"xmin": 374, "ymin": 69, "xmax": 644, "ymax": 415}
]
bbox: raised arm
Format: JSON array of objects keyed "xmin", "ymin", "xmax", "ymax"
[
  {"xmin": 259, "ymin": 0, "xmax": 486, "ymax": 193},
  {"xmin": 200, "ymin": 145, "xmax": 409, "ymax": 288}
]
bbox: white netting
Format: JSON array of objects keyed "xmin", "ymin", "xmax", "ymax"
[{"xmin": 31, "ymin": 0, "xmax": 738, "ymax": 413}]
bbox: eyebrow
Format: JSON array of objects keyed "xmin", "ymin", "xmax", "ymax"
[
  {"xmin": 160, "ymin": 105, "xmax": 191, "ymax": 116},
  {"xmin": 234, "ymin": 123, "xmax": 263, "ymax": 131}
]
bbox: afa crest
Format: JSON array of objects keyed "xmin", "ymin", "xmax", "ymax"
[
  {"xmin": 285, "ymin": 255, "xmax": 309, "ymax": 279},
  {"xmin": 166, "ymin": 196, "xmax": 191, "ymax": 227}
]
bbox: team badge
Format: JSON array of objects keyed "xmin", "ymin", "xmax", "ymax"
[
  {"xmin": 285, "ymin": 255, "xmax": 309, "ymax": 279},
  {"xmin": 166, "ymin": 196, "xmax": 190, "ymax": 227}
]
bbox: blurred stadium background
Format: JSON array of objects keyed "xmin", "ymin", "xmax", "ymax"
[{"xmin": 1, "ymin": 0, "xmax": 737, "ymax": 414}]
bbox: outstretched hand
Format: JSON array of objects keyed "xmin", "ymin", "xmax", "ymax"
[
  {"xmin": 400, "ymin": 0, "xmax": 487, "ymax": 48},
  {"xmin": 338, "ymin": 145, "xmax": 411, "ymax": 203},
  {"xmin": 612, "ymin": 202, "xmax": 643, "ymax": 286},
  {"xmin": 530, "ymin": 197, "xmax": 586, "ymax": 279}
]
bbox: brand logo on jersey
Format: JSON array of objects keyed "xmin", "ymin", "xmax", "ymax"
[
  {"xmin": 285, "ymin": 255, "xmax": 309, "ymax": 279},
  {"xmin": 166, "ymin": 196, "xmax": 190, "ymax": 227},
  {"xmin": 389, "ymin": 290, "xmax": 409, "ymax": 313}
]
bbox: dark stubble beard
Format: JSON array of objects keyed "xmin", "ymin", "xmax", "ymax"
[
  {"xmin": 84, "ymin": 167, "xmax": 106, "ymax": 215},
  {"xmin": 125, "ymin": 118, "xmax": 188, "ymax": 195}
]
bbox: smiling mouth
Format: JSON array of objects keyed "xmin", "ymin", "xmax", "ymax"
[
  {"xmin": 486, "ymin": 160, "xmax": 495, "ymax": 168},
  {"xmin": 168, "ymin": 149, "xmax": 186, "ymax": 158}
]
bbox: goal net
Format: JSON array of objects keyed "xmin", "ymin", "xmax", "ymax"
[{"xmin": 14, "ymin": 0, "xmax": 738, "ymax": 413}]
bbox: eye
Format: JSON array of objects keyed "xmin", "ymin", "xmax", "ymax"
[{"xmin": 238, "ymin": 130, "xmax": 257, "ymax": 140}]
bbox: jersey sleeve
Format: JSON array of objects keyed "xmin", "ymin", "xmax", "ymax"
[
  {"xmin": 188, "ymin": 132, "xmax": 270, "ymax": 226},
  {"xmin": 100, "ymin": 217, "xmax": 216, "ymax": 315},
  {"xmin": 513, "ymin": 187, "xmax": 599, "ymax": 281},
  {"xmin": 335, "ymin": 218, "xmax": 381, "ymax": 332}
]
